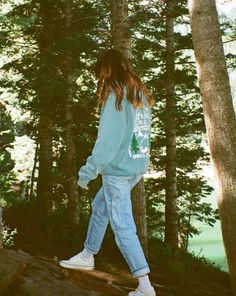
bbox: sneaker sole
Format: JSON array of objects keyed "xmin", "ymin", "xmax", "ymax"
[
  {"xmin": 59, "ymin": 261, "xmax": 94, "ymax": 270},
  {"xmin": 128, "ymin": 287, "xmax": 156, "ymax": 296}
]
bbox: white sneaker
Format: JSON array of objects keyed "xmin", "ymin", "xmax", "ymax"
[
  {"xmin": 59, "ymin": 252, "xmax": 94, "ymax": 270},
  {"xmin": 128, "ymin": 286, "xmax": 156, "ymax": 296}
]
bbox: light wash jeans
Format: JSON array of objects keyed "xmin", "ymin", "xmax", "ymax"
[{"xmin": 84, "ymin": 174, "xmax": 150, "ymax": 278}]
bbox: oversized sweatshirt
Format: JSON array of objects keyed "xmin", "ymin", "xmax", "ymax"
[{"xmin": 77, "ymin": 89, "xmax": 152, "ymax": 189}]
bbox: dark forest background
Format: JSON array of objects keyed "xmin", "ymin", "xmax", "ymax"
[{"xmin": 0, "ymin": 2, "xmax": 236, "ymax": 294}]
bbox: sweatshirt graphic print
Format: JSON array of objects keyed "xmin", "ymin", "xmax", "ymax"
[{"xmin": 129, "ymin": 105, "xmax": 151, "ymax": 159}]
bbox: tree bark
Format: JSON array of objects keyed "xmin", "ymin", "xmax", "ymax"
[
  {"xmin": 132, "ymin": 178, "xmax": 148, "ymax": 257},
  {"xmin": 110, "ymin": 0, "xmax": 132, "ymax": 60},
  {"xmin": 0, "ymin": 206, "xmax": 2, "ymax": 248},
  {"xmin": 64, "ymin": 0, "xmax": 80, "ymax": 229},
  {"xmin": 188, "ymin": 0, "xmax": 236, "ymax": 293},
  {"xmin": 37, "ymin": 113, "xmax": 53, "ymax": 218},
  {"xmin": 164, "ymin": 0, "xmax": 179, "ymax": 248},
  {"xmin": 29, "ymin": 140, "xmax": 39, "ymax": 200},
  {"xmin": 110, "ymin": 0, "xmax": 148, "ymax": 257},
  {"xmin": 36, "ymin": 0, "xmax": 55, "ymax": 218}
]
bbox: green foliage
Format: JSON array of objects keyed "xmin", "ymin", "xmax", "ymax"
[
  {"xmin": 2, "ymin": 222, "xmax": 17, "ymax": 247},
  {"xmin": 226, "ymin": 52, "xmax": 236, "ymax": 68},
  {"xmin": 131, "ymin": 0, "xmax": 219, "ymax": 245},
  {"xmin": 0, "ymin": 0, "xmax": 233, "ymax": 251},
  {"xmin": 148, "ymin": 238, "xmax": 230, "ymax": 296},
  {"xmin": 0, "ymin": 0, "xmax": 110, "ymax": 207},
  {"xmin": 0, "ymin": 103, "xmax": 19, "ymax": 203}
]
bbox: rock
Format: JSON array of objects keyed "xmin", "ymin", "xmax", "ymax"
[{"xmin": 0, "ymin": 249, "xmax": 125, "ymax": 296}]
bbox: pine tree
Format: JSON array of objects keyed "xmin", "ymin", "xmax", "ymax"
[
  {"xmin": 130, "ymin": 0, "xmax": 218, "ymax": 246},
  {"xmin": 0, "ymin": 103, "xmax": 15, "ymax": 247},
  {"xmin": 110, "ymin": 0, "xmax": 148, "ymax": 256},
  {"xmin": 164, "ymin": 0, "xmax": 179, "ymax": 247},
  {"xmin": 0, "ymin": 0, "xmax": 225, "ymax": 255},
  {"xmin": 36, "ymin": 0, "xmax": 55, "ymax": 219},
  {"xmin": 62, "ymin": 0, "xmax": 80, "ymax": 230},
  {"xmin": 0, "ymin": 0, "xmax": 107, "ymax": 227},
  {"xmin": 0, "ymin": 207, "xmax": 2, "ymax": 248},
  {"xmin": 131, "ymin": 133, "xmax": 140, "ymax": 154}
]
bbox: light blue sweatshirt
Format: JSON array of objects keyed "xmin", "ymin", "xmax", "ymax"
[{"xmin": 77, "ymin": 90, "xmax": 152, "ymax": 189}]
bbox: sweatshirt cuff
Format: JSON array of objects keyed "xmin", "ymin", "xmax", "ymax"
[{"xmin": 77, "ymin": 176, "xmax": 89, "ymax": 190}]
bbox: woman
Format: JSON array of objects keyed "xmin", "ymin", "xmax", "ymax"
[{"xmin": 59, "ymin": 49, "xmax": 156, "ymax": 296}]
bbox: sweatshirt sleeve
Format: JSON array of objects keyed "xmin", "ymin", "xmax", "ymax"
[{"xmin": 77, "ymin": 92, "xmax": 127, "ymax": 189}]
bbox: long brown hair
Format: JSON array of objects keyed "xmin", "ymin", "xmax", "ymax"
[{"xmin": 95, "ymin": 48, "xmax": 154, "ymax": 111}]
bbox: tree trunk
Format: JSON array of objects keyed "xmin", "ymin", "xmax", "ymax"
[
  {"xmin": 110, "ymin": 0, "xmax": 148, "ymax": 257},
  {"xmin": 132, "ymin": 178, "xmax": 148, "ymax": 257},
  {"xmin": 36, "ymin": 0, "xmax": 55, "ymax": 218},
  {"xmin": 29, "ymin": 140, "xmax": 39, "ymax": 200},
  {"xmin": 188, "ymin": 0, "xmax": 236, "ymax": 293},
  {"xmin": 164, "ymin": 0, "xmax": 179, "ymax": 248},
  {"xmin": 110, "ymin": 0, "xmax": 132, "ymax": 60},
  {"xmin": 37, "ymin": 114, "xmax": 53, "ymax": 218},
  {"xmin": 64, "ymin": 0, "xmax": 80, "ymax": 229},
  {"xmin": 0, "ymin": 206, "xmax": 2, "ymax": 248}
]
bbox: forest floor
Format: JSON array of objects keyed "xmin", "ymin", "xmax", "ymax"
[{"xmin": 2, "ymin": 203, "xmax": 233, "ymax": 296}]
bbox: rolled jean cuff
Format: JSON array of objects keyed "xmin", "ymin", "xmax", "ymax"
[
  {"xmin": 84, "ymin": 241, "xmax": 98, "ymax": 255},
  {"xmin": 132, "ymin": 265, "xmax": 151, "ymax": 278}
]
